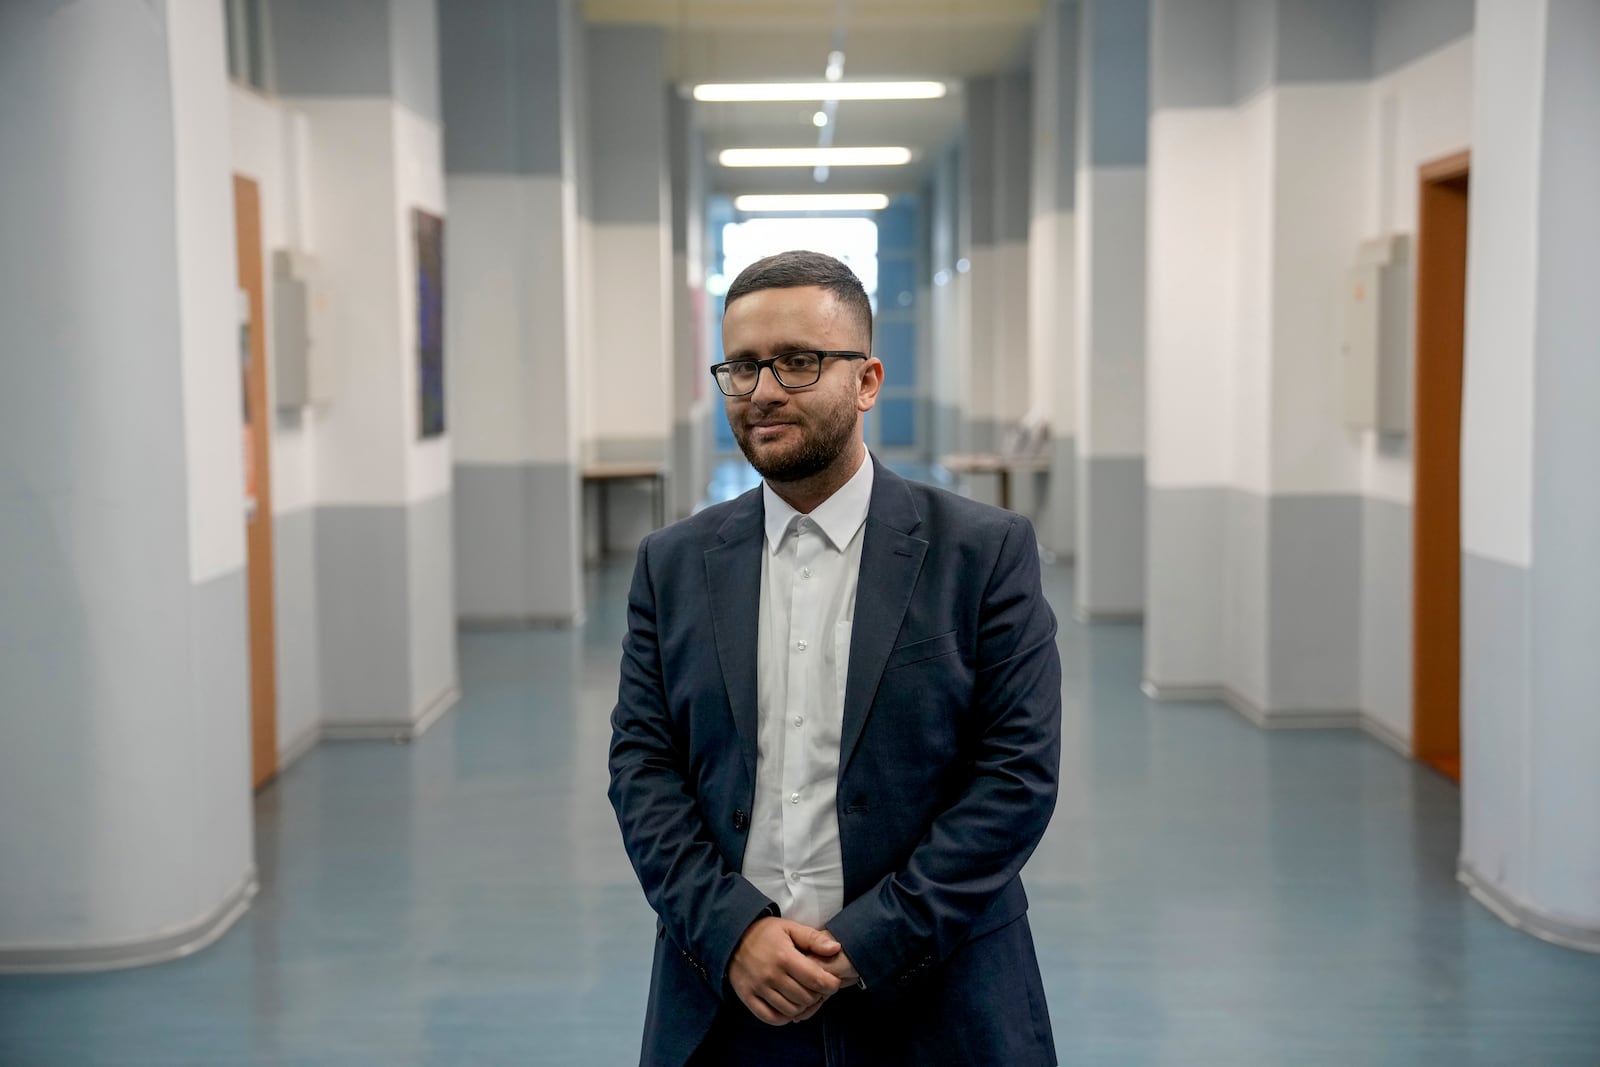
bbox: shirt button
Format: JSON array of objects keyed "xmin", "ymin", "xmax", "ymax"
[
  {"xmin": 793, "ymin": 715, "xmax": 804, "ymax": 727},
  {"xmin": 801, "ymin": 567, "xmax": 812, "ymax": 579},
  {"xmin": 787, "ymin": 871, "xmax": 799, "ymax": 883},
  {"xmin": 790, "ymin": 792, "xmax": 800, "ymax": 805},
  {"xmin": 795, "ymin": 640, "xmax": 807, "ymax": 652}
]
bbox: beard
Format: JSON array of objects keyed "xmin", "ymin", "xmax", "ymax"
[{"xmin": 732, "ymin": 394, "xmax": 858, "ymax": 484}]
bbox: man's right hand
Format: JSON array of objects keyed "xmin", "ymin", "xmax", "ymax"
[{"xmin": 727, "ymin": 918, "xmax": 843, "ymax": 1025}]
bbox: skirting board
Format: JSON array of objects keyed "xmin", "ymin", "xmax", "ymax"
[
  {"xmin": 277, "ymin": 721, "xmax": 322, "ymax": 772},
  {"xmin": 459, "ymin": 612, "xmax": 586, "ymax": 631},
  {"xmin": 321, "ymin": 685, "xmax": 461, "ymax": 743},
  {"xmin": 0, "ymin": 869, "xmax": 258, "ymax": 974},
  {"xmin": 1459, "ymin": 860, "xmax": 1600, "ymax": 955},
  {"xmin": 1142, "ymin": 679, "xmax": 1410, "ymax": 752},
  {"xmin": 1075, "ymin": 608, "xmax": 1144, "ymax": 624}
]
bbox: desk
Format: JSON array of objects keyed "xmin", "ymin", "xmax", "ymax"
[
  {"xmin": 939, "ymin": 453, "xmax": 1049, "ymax": 512},
  {"xmin": 583, "ymin": 463, "xmax": 668, "ymax": 558}
]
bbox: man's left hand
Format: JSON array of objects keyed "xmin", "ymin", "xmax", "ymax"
[{"xmin": 792, "ymin": 930, "xmax": 858, "ymax": 1022}]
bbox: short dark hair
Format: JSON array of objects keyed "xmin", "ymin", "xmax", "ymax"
[{"xmin": 724, "ymin": 250, "xmax": 873, "ymax": 347}]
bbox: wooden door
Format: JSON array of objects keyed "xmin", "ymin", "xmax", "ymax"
[
  {"xmin": 1412, "ymin": 151, "xmax": 1470, "ymax": 783},
  {"xmin": 234, "ymin": 175, "xmax": 279, "ymax": 790}
]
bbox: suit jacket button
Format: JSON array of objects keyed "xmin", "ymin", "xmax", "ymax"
[{"xmin": 733, "ymin": 809, "xmax": 748, "ymax": 832}]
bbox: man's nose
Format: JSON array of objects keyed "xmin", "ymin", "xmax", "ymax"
[{"xmin": 748, "ymin": 364, "xmax": 789, "ymax": 407}]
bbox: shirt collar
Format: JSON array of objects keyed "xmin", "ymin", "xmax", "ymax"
[{"xmin": 762, "ymin": 451, "xmax": 875, "ymax": 554}]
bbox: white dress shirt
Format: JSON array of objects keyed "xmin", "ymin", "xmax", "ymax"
[{"xmin": 740, "ymin": 454, "xmax": 875, "ymax": 930}]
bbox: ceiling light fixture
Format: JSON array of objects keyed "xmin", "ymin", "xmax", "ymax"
[
  {"xmin": 693, "ymin": 81, "xmax": 947, "ymax": 102},
  {"xmin": 735, "ymin": 194, "xmax": 890, "ymax": 212},
  {"xmin": 718, "ymin": 147, "xmax": 913, "ymax": 168}
]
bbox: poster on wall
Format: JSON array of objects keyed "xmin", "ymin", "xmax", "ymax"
[{"xmin": 414, "ymin": 208, "xmax": 446, "ymax": 439}]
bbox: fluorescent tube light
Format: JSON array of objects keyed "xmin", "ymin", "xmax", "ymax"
[
  {"xmin": 718, "ymin": 147, "xmax": 913, "ymax": 168},
  {"xmin": 694, "ymin": 81, "xmax": 947, "ymax": 102},
  {"xmin": 735, "ymin": 194, "xmax": 891, "ymax": 212}
]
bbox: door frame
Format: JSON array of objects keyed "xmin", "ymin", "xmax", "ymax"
[{"xmin": 234, "ymin": 174, "xmax": 280, "ymax": 791}]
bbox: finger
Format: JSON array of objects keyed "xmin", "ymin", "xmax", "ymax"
[
  {"xmin": 743, "ymin": 990, "xmax": 788, "ymax": 1027},
  {"xmin": 784, "ymin": 952, "xmax": 843, "ymax": 996},
  {"xmin": 764, "ymin": 973, "xmax": 824, "ymax": 1014}
]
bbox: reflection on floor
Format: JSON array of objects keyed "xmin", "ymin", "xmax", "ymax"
[{"xmin": 3, "ymin": 560, "xmax": 1599, "ymax": 1065}]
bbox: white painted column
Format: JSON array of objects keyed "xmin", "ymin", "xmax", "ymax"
[
  {"xmin": 272, "ymin": 0, "xmax": 458, "ymax": 736},
  {"xmin": 441, "ymin": 0, "xmax": 585, "ymax": 625},
  {"xmin": 583, "ymin": 26, "xmax": 673, "ymax": 558},
  {"xmin": 1144, "ymin": 0, "xmax": 1238, "ymax": 695},
  {"xmin": 1074, "ymin": 0, "xmax": 1149, "ymax": 618},
  {"xmin": 960, "ymin": 71, "xmax": 1033, "ymax": 511},
  {"xmin": 1460, "ymin": 0, "xmax": 1600, "ymax": 952},
  {"xmin": 669, "ymin": 89, "xmax": 714, "ymax": 518},
  {"xmin": 1031, "ymin": 0, "xmax": 1081, "ymax": 558},
  {"xmin": 0, "ymin": 0, "xmax": 254, "ymax": 969}
]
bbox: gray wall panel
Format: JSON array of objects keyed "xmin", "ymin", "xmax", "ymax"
[
  {"xmin": 586, "ymin": 25, "xmax": 667, "ymax": 226},
  {"xmin": 1151, "ymin": 0, "xmax": 1237, "ymax": 110},
  {"xmin": 1085, "ymin": 0, "xmax": 1151, "ymax": 166},
  {"xmin": 1234, "ymin": 0, "xmax": 1278, "ymax": 104},
  {"xmin": 1144, "ymin": 486, "xmax": 1227, "ymax": 686},
  {"xmin": 965, "ymin": 77, "xmax": 998, "ymax": 247},
  {"xmin": 1360, "ymin": 497, "xmax": 1412, "ymax": 743},
  {"xmin": 389, "ymin": 0, "xmax": 440, "ymax": 122},
  {"xmin": 1078, "ymin": 456, "xmax": 1146, "ymax": 615},
  {"xmin": 1224, "ymin": 488, "xmax": 1269, "ymax": 708},
  {"xmin": 188, "ymin": 568, "xmax": 254, "ymax": 894},
  {"xmin": 1045, "ymin": 434, "xmax": 1077, "ymax": 559},
  {"xmin": 1373, "ymin": 0, "xmax": 1474, "ymax": 76},
  {"xmin": 1277, "ymin": 0, "xmax": 1375, "ymax": 85},
  {"xmin": 439, "ymin": 0, "xmax": 567, "ymax": 175},
  {"xmin": 455, "ymin": 464, "xmax": 582, "ymax": 623},
  {"xmin": 1267, "ymin": 494, "xmax": 1362, "ymax": 710},
  {"xmin": 407, "ymin": 491, "xmax": 457, "ymax": 715},
  {"xmin": 1460, "ymin": 552, "xmax": 1530, "ymax": 900},
  {"xmin": 272, "ymin": 508, "xmax": 322, "ymax": 755},
  {"xmin": 316, "ymin": 505, "xmax": 412, "ymax": 727},
  {"xmin": 269, "ymin": 0, "xmax": 393, "ymax": 100},
  {"xmin": 997, "ymin": 68, "xmax": 1034, "ymax": 244}
]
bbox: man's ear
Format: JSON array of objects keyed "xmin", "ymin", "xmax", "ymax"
[{"xmin": 856, "ymin": 358, "xmax": 884, "ymax": 412}]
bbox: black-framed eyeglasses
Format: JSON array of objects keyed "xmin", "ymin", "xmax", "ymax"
[{"xmin": 709, "ymin": 350, "xmax": 867, "ymax": 397}]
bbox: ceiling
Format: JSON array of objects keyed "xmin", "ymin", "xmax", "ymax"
[{"xmin": 584, "ymin": 0, "xmax": 1043, "ymax": 196}]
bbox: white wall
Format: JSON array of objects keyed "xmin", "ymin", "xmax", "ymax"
[
  {"xmin": 1145, "ymin": 109, "xmax": 1238, "ymax": 489},
  {"xmin": 298, "ymin": 99, "xmax": 412, "ymax": 505},
  {"xmin": 394, "ymin": 104, "xmax": 451, "ymax": 502},
  {"xmin": 586, "ymin": 223, "xmax": 673, "ymax": 449},
  {"xmin": 1232, "ymin": 90, "xmax": 1275, "ymax": 495},
  {"xmin": 1267, "ymin": 85, "xmax": 1367, "ymax": 495},
  {"xmin": 447, "ymin": 175, "xmax": 579, "ymax": 466},
  {"xmin": 1460, "ymin": 9, "xmax": 1537, "ymax": 568},
  {"xmin": 230, "ymin": 87, "xmax": 319, "ymax": 516},
  {"xmin": 172, "ymin": 1, "xmax": 247, "ymax": 584},
  {"xmin": 1359, "ymin": 37, "xmax": 1474, "ymax": 505},
  {"xmin": 1076, "ymin": 166, "xmax": 1147, "ymax": 458}
]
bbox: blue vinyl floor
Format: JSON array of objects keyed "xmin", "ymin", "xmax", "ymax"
[{"xmin": 3, "ymin": 558, "xmax": 1600, "ymax": 1065}]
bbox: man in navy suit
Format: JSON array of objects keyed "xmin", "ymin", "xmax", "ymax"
[{"xmin": 609, "ymin": 250, "xmax": 1061, "ymax": 1065}]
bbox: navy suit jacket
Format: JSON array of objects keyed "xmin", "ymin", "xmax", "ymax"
[{"xmin": 608, "ymin": 459, "xmax": 1062, "ymax": 1066}]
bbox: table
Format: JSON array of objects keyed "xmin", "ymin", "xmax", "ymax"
[
  {"xmin": 582, "ymin": 462, "xmax": 668, "ymax": 558},
  {"xmin": 939, "ymin": 453, "xmax": 1050, "ymax": 512}
]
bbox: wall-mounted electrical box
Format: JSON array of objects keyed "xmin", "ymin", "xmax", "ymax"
[
  {"xmin": 1342, "ymin": 234, "xmax": 1411, "ymax": 435},
  {"xmin": 273, "ymin": 249, "xmax": 335, "ymax": 409}
]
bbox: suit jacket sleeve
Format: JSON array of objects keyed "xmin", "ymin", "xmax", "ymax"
[
  {"xmin": 607, "ymin": 534, "xmax": 776, "ymax": 993},
  {"xmin": 825, "ymin": 514, "xmax": 1062, "ymax": 990}
]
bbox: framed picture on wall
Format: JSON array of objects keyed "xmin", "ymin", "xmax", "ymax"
[{"xmin": 414, "ymin": 208, "xmax": 445, "ymax": 439}]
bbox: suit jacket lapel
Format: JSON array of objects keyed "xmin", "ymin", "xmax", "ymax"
[
  {"xmin": 840, "ymin": 461, "xmax": 927, "ymax": 776},
  {"xmin": 705, "ymin": 488, "xmax": 764, "ymax": 785}
]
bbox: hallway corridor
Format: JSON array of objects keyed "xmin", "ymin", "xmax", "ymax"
[{"xmin": 3, "ymin": 562, "xmax": 1598, "ymax": 1065}]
